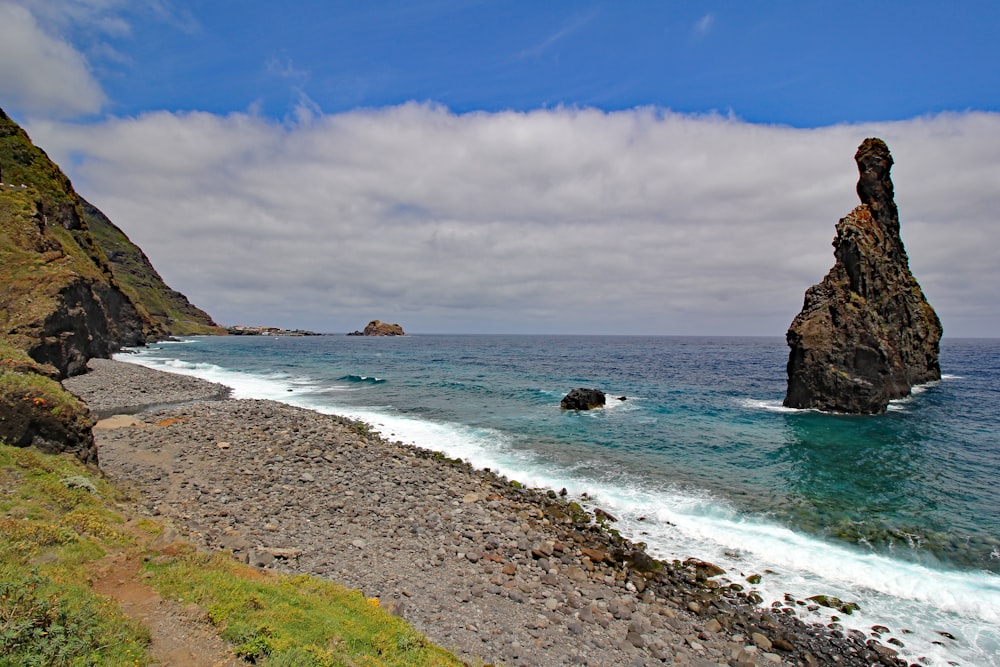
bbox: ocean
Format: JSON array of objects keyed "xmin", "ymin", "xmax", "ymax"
[{"xmin": 118, "ymin": 334, "xmax": 1000, "ymax": 666}]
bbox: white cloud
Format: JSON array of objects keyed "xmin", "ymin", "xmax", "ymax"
[
  {"xmin": 14, "ymin": 0, "xmax": 133, "ymax": 36},
  {"xmin": 0, "ymin": 1, "xmax": 106, "ymax": 116},
  {"xmin": 27, "ymin": 106, "xmax": 1000, "ymax": 336},
  {"xmin": 515, "ymin": 9, "xmax": 600, "ymax": 60},
  {"xmin": 694, "ymin": 13, "xmax": 715, "ymax": 36}
]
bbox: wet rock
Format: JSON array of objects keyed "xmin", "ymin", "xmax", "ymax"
[
  {"xmin": 594, "ymin": 508, "xmax": 618, "ymax": 523},
  {"xmin": 560, "ymin": 388, "xmax": 606, "ymax": 410},
  {"xmin": 772, "ymin": 637, "xmax": 794, "ymax": 652}
]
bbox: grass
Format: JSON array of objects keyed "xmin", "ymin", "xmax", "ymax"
[
  {"xmin": 0, "ymin": 336, "xmax": 95, "ymax": 466},
  {"xmin": 146, "ymin": 555, "xmax": 462, "ymax": 666},
  {"xmin": 0, "ymin": 445, "xmax": 150, "ymax": 666},
  {"xmin": 0, "ymin": 443, "xmax": 467, "ymax": 667},
  {"xmin": 0, "ymin": 363, "xmax": 90, "ymax": 421},
  {"xmin": 0, "ymin": 110, "xmax": 79, "ymax": 214}
]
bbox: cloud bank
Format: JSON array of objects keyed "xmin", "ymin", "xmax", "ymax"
[
  {"xmin": 0, "ymin": 1, "xmax": 106, "ymax": 115},
  {"xmin": 26, "ymin": 106, "xmax": 1000, "ymax": 336}
]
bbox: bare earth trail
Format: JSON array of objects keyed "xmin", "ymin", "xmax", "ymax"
[{"xmin": 83, "ymin": 437, "xmax": 243, "ymax": 667}]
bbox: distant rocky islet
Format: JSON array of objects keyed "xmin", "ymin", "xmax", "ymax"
[{"xmin": 347, "ymin": 319, "xmax": 405, "ymax": 336}]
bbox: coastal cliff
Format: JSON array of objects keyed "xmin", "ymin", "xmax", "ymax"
[
  {"xmin": 81, "ymin": 198, "xmax": 224, "ymax": 337},
  {"xmin": 1, "ymin": 109, "xmax": 151, "ymax": 377},
  {"xmin": 784, "ymin": 138, "xmax": 942, "ymax": 414},
  {"xmin": 0, "ymin": 107, "xmax": 220, "ymax": 461}
]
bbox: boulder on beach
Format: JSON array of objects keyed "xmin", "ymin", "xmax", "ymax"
[
  {"xmin": 783, "ymin": 138, "xmax": 942, "ymax": 414},
  {"xmin": 560, "ymin": 388, "xmax": 606, "ymax": 410}
]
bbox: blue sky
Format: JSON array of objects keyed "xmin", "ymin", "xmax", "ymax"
[
  {"xmin": 2, "ymin": 1, "xmax": 999, "ymax": 335},
  {"xmin": 31, "ymin": 1, "xmax": 1000, "ymax": 124}
]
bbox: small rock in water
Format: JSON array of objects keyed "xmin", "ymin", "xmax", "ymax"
[{"xmin": 560, "ymin": 387, "xmax": 606, "ymax": 410}]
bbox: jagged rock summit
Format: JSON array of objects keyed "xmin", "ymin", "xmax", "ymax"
[{"xmin": 784, "ymin": 138, "xmax": 942, "ymax": 414}]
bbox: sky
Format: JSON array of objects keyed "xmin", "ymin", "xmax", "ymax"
[{"xmin": 1, "ymin": 1, "xmax": 998, "ymax": 336}]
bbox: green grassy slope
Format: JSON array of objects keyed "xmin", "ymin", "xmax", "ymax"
[
  {"xmin": 1, "ymin": 107, "xmax": 222, "ymax": 339},
  {"xmin": 82, "ymin": 199, "xmax": 224, "ymax": 336}
]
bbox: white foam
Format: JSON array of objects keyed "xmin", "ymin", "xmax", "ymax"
[
  {"xmin": 324, "ymin": 411, "xmax": 1000, "ymax": 666},
  {"xmin": 115, "ymin": 349, "xmax": 1000, "ymax": 666},
  {"xmin": 739, "ymin": 398, "xmax": 800, "ymax": 412},
  {"xmin": 569, "ymin": 481, "xmax": 1000, "ymax": 666}
]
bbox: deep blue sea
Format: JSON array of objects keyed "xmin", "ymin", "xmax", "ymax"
[{"xmin": 119, "ymin": 335, "xmax": 1000, "ymax": 666}]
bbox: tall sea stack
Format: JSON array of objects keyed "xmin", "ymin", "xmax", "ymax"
[{"xmin": 783, "ymin": 138, "xmax": 942, "ymax": 414}]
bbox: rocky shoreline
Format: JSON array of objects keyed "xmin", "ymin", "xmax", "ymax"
[
  {"xmin": 64, "ymin": 358, "xmax": 232, "ymax": 419},
  {"xmin": 68, "ymin": 360, "xmax": 909, "ymax": 667}
]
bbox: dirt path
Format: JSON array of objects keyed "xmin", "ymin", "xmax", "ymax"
[
  {"xmin": 91, "ymin": 546, "xmax": 242, "ymax": 667},
  {"xmin": 87, "ymin": 417, "xmax": 244, "ymax": 667}
]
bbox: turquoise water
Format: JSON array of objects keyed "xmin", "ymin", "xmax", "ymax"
[{"xmin": 121, "ymin": 335, "xmax": 1000, "ymax": 666}]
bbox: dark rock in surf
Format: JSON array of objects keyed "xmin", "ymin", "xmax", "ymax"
[
  {"xmin": 784, "ymin": 138, "xmax": 942, "ymax": 414},
  {"xmin": 560, "ymin": 388, "xmax": 606, "ymax": 410}
]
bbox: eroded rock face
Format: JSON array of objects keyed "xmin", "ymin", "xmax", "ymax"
[
  {"xmin": 1, "ymin": 107, "xmax": 215, "ymax": 464},
  {"xmin": 784, "ymin": 138, "xmax": 942, "ymax": 414},
  {"xmin": 28, "ymin": 279, "xmax": 147, "ymax": 378}
]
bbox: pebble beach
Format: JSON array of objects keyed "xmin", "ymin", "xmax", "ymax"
[{"xmin": 64, "ymin": 359, "xmax": 908, "ymax": 667}]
